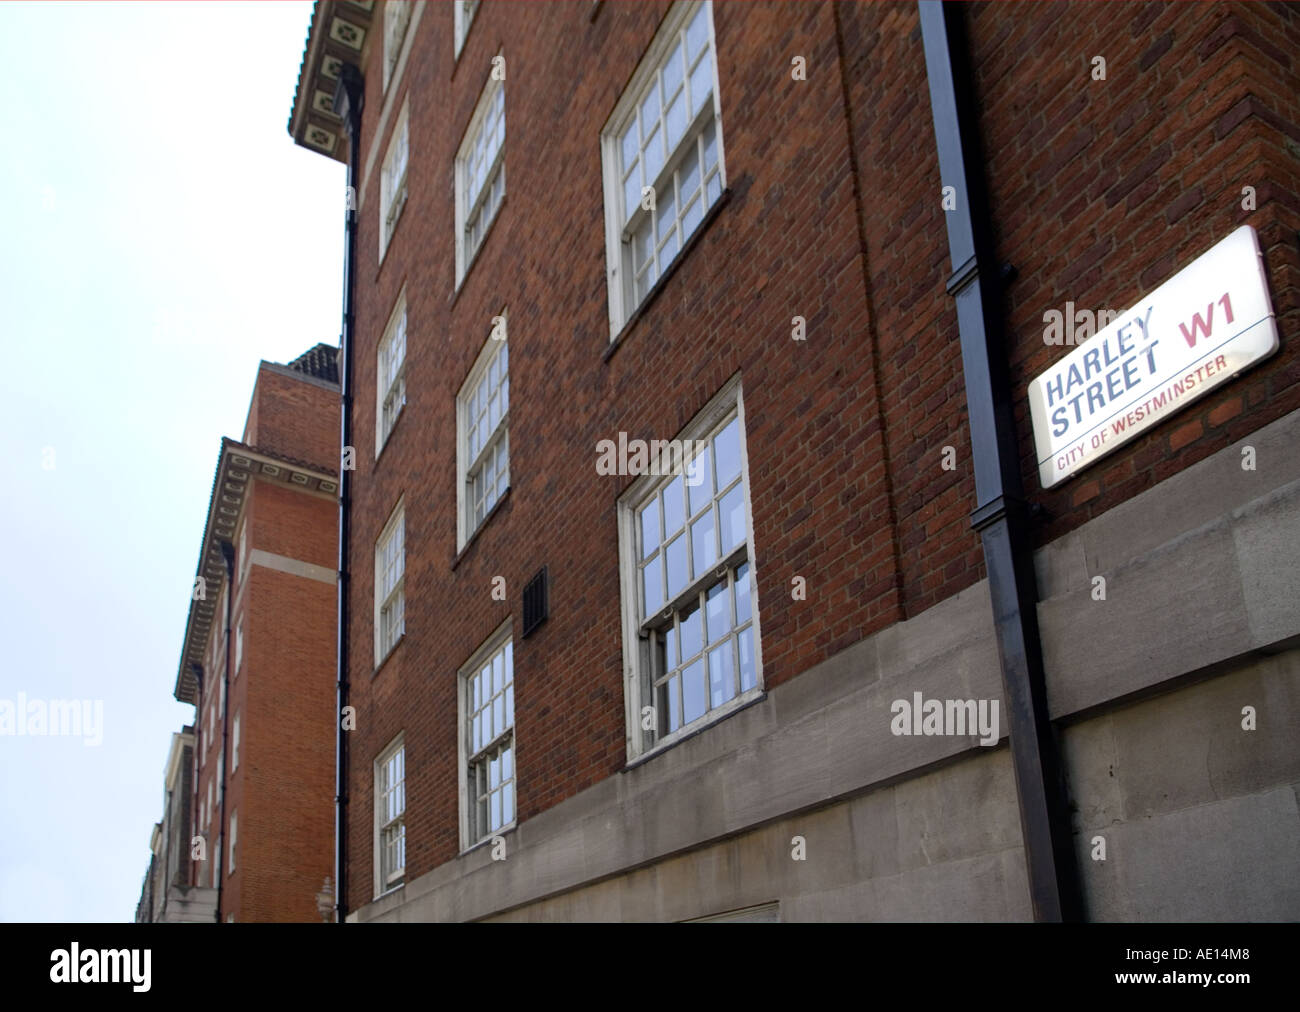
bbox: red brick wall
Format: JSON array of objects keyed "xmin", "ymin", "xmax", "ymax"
[
  {"xmin": 191, "ymin": 365, "xmax": 339, "ymax": 919},
  {"xmin": 967, "ymin": 0, "xmax": 1300, "ymax": 537},
  {"xmin": 243, "ymin": 365, "xmax": 340, "ymax": 471},
  {"xmin": 339, "ymin": 0, "xmax": 1299, "ymax": 911}
]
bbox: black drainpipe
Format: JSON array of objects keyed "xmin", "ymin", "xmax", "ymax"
[
  {"xmin": 919, "ymin": 0, "xmax": 1082, "ymax": 921},
  {"xmin": 215, "ymin": 539, "xmax": 235, "ymax": 922},
  {"xmin": 332, "ymin": 61, "xmax": 364, "ymax": 925}
]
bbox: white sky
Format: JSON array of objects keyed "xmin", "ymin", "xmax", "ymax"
[{"xmin": 0, "ymin": 1, "xmax": 345, "ymax": 921}]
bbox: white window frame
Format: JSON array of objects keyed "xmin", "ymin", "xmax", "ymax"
[
  {"xmin": 374, "ymin": 734, "xmax": 406, "ymax": 896},
  {"xmin": 234, "ymin": 620, "xmax": 243, "ymax": 673},
  {"xmin": 383, "ymin": 0, "xmax": 414, "ymax": 93},
  {"xmin": 212, "ymin": 834, "xmax": 221, "ymax": 887},
  {"xmin": 206, "ymin": 780, "xmax": 213, "ymax": 829},
  {"xmin": 374, "ymin": 500, "xmax": 406, "ymax": 666},
  {"xmin": 457, "ymin": 620, "xmax": 515, "ymax": 851},
  {"xmin": 600, "ymin": 0, "xmax": 726, "ymax": 338},
  {"xmin": 453, "ymin": 0, "xmax": 479, "ymax": 58},
  {"xmin": 232, "ymin": 712, "xmax": 240, "ymax": 772},
  {"xmin": 228, "ymin": 811, "xmax": 237, "ymax": 875},
  {"xmin": 616, "ymin": 375, "xmax": 762, "ymax": 762},
  {"xmin": 455, "ymin": 321, "xmax": 509, "ymax": 550},
  {"xmin": 380, "ymin": 100, "xmax": 411, "ymax": 262},
  {"xmin": 454, "ymin": 65, "xmax": 505, "ymax": 287},
  {"xmin": 376, "ymin": 291, "xmax": 408, "ymax": 455}
]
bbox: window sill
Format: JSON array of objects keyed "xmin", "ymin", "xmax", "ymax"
[
  {"xmin": 460, "ymin": 822, "xmax": 516, "ymax": 858},
  {"xmin": 373, "ymin": 882, "xmax": 405, "ymax": 902},
  {"xmin": 372, "ymin": 633, "xmax": 405, "ymax": 680},
  {"xmin": 451, "ymin": 486, "xmax": 512, "ymax": 571},
  {"xmin": 451, "ymin": 194, "xmax": 507, "ymax": 309},
  {"xmin": 621, "ymin": 687, "xmax": 767, "ymax": 772},
  {"xmin": 604, "ymin": 186, "xmax": 733, "ymax": 365}
]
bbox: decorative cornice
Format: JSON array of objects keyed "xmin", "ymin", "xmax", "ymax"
[
  {"xmin": 173, "ymin": 439, "xmax": 339, "ymax": 705},
  {"xmin": 288, "ymin": 0, "xmax": 375, "ymax": 162}
]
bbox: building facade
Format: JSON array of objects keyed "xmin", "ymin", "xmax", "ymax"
[
  {"xmin": 153, "ymin": 344, "xmax": 341, "ymax": 922},
  {"xmin": 135, "ymin": 727, "xmax": 216, "ymax": 923},
  {"xmin": 289, "ymin": 1, "xmax": 1300, "ymax": 921}
]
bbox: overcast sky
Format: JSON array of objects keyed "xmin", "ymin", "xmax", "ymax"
[{"xmin": 0, "ymin": 1, "xmax": 344, "ymax": 921}]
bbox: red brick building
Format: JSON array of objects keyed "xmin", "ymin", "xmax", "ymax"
[
  {"xmin": 167, "ymin": 345, "xmax": 341, "ymax": 922},
  {"xmin": 289, "ymin": 1, "xmax": 1300, "ymax": 921}
]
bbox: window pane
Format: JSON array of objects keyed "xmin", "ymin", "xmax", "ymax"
[
  {"xmin": 640, "ymin": 498, "xmax": 660, "ymax": 557},
  {"xmin": 666, "ymin": 91, "xmax": 687, "ymax": 150},
  {"xmin": 642, "ymin": 555, "xmax": 662, "ymax": 615},
  {"xmin": 640, "ymin": 88, "xmax": 660, "ymax": 139},
  {"xmin": 738, "ymin": 626, "xmax": 756, "ymax": 692},
  {"xmin": 682, "ymin": 195, "xmax": 703, "ymax": 236},
  {"xmin": 662, "ymin": 477, "xmax": 684, "ymax": 536},
  {"xmin": 719, "ymin": 483, "xmax": 745, "ymax": 553},
  {"xmin": 703, "ymin": 119, "xmax": 718, "ymax": 172},
  {"xmin": 680, "ymin": 144, "xmax": 701, "ymax": 204},
  {"xmin": 688, "ymin": 444, "xmax": 712, "ymax": 513},
  {"xmin": 734, "ymin": 560, "xmax": 752, "ymax": 626},
  {"xmin": 714, "ymin": 416, "xmax": 741, "ymax": 488},
  {"xmin": 682, "ymin": 659, "xmax": 706, "ymax": 725},
  {"xmin": 680, "ymin": 601, "xmax": 702, "ymax": 661},
  {"xmin": 489, "ymin": 753, "xmax": 501, "ymax": 789},
  {"xmin": 708, "ymin": 639, "xmax": 735, "ymax": 708},
  {"xmin": 634, "ymin": 219, "xmax": 654, "ymax": 271},
  {"xmin": 660, "ymin": 675, "xmax": 680, "ymax": 733},
  {"xmin": 665, "ymin": 621, "xmax": 679, "ymax": 669},
  {"xmin": 493, "ymin": 653, "xmax": 503, "ymax": 694},
  {"xmin": 624, "ymin": 170, "xmax": 641, "ymax": 223},
  {"xmin": 621, "ymin": 120, "xmax": 638, "ymax": 171},
  {"xmin": 655, "ymin": 185, "xmax": 676, "ymax": 243},
  {"xmin": 690, "ymin": 49, "xmax": 712, "ymax": 118},
  {"xmin": 664, "ymin": 42, "xmax": 684, "ymax": 99},
  {"xmin": 657, "ymin": 229, "xmax": 678, "ymax": 270},
  {"xmin": 502, "ymin": 781, "xmax": 514, "ymax": 825},
  {"xmin": 665, "ymin": 534, "xmax": 688, "ymax": 598},
  {"xmin": 505, "ymin": 684, "xmax": 514, "ymax": 726},
  {"xmin": 687, "ymin": 3, "xmax": 709, "ymax": 60},
  {"xmin": 691, "ymin": 509, "xmax": 716, "ymax": 577},
  {"xmin": 706, "ymin": 579, "xmax": 728, "ymax": 643},
  {"xmin": 644, "ymin": 126, "xmax": 664, "ymax": 180}
]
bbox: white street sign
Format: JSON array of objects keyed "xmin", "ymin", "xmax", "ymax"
[{"xmin": 1028, "ymin": 225, "xmax": 1279, "ymax": 489}]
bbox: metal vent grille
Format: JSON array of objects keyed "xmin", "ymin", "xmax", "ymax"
[{"xmin": 521, "ymin": 567, "xmax": 548, "ymax": 638}]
